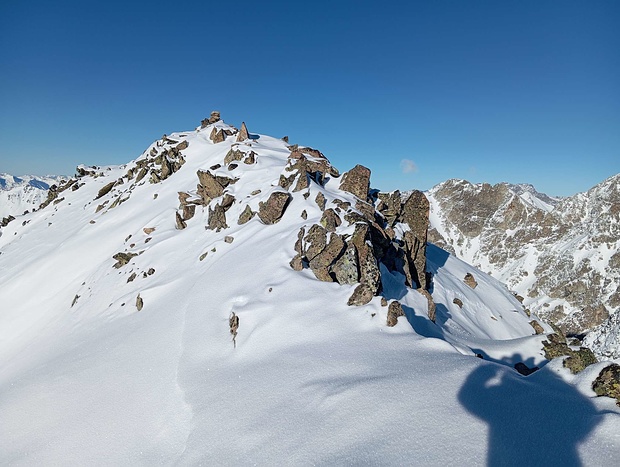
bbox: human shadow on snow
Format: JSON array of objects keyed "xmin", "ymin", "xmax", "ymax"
[{"xmin": 458, "ymin": 361, "xmax": 602, "ymax": 467}]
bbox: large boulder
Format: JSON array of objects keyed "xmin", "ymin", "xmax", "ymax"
[
  {"xmin": 400, "ymin": 190, "xmax": 429, "ymax": 289},
  {"xmin": 340, "ymin": 165, "xmax": 371, "ymax": 200},
  {"xmin": 592, "ymin": 364, "xmax": 620, "ymax": 406},
  {"xmin": 236, "ymin": 122, "xmax": 249, "ymax": 142},
  {"xmin": 258, "ymin": 191, "xmax": 291, "ymax": 224}
]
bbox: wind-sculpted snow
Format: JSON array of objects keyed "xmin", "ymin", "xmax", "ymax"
[{"xmin": 0, "ymin": 120, "xmax": 619, "ymax": 464}]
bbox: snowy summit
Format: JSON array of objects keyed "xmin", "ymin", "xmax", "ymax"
[{"xmin": 0, "ymin": 113, "xmax": 619, "ymax": 465}]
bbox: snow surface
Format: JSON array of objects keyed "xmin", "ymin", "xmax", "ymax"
[
  {"xmin": 0, "ymin": 173, "xmax": 66, "ymax": 218},
  {"xmin": 1, "ymin": 123, "xmax": 619, "ymax": 465}
]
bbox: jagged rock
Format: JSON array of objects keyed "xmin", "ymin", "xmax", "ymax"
[
  {"xmin": 301, "ymin": 210, "xmax": 307, "ymax": 220},
  {"xmin": 135, "ymin": 168, "xmax": 148, "ymax": 183},
  {"xmin": 381, "ymin": 297, "xmax": 388, "ymax": 307},
  {"xmin": 320, "ymin": 209, "xmax": 341, "ymax": 232},
  {"xmin": 463, "ymin": 273, "xmax": 478, "ymax": 289},
  {"xmin": 279, "ymin": 173, "xmax": 296, "ymax": 190},
  {"xmin": 176, "ymin": 140, "xmax": 189, "ymax": 150},
  {"xmin": 237, "ymin": 122, "xmax": 249, "ymax": 142},
  {"xmin": 208, "ymin": 204, "xmax": 228, "ymax": 231},
  {"xmin": 182, "ymin": 204, "xmax": 196, "ymax": 221},
  {"xmin": 350, "ymin": 224, "xmax": 381, "ymax": 295},
  {"xmin": 201, "ymin": 111, "xmax": 220, "ymax": 127},
  {"xmin": 95, "ymin": 181, "xmax": 115, "ymax": 200},
  {"xmin": 258, "ymin": 191, "xmax": 291, "ymax": 225},
  {"xmin": 196, "ymin": 170, "xmax": 224, "ymax": 204},
  {"xmin": 453, "ymin": 298, "xmax": 464, "ymax": 308},
  {"xmin": 386, "ymin": 301, "xmax": 405, "ymax": 327},
  {"xmin": 315, "ymin": 192, "xmax": 326, "ymax": 211},
  {"xmin": 220, "ymin": 194, "xmax": 235, "ymax": 211},
  {"xmin": 136, "ymin": 294, "xmax": 144, "ymax": 311},
  {"xmin": 225, "ymin": 149, "xmax": 245, "ymax": 165},
  {"xmin": 530, "ymin": 320, "xmax": 544, "ymax": 335},
  {"xmin": 112, "ymin": 252, "xmax": 138, "ymax": 268},
  {"xmin": 592, "ymin": 364, "xmax": 620, "ymax": 406},
  {"xmin": 304, "ymin": 225, "xmax": 327, "ymax": 261},
  {"xmin": 176, "ymin": 212, "xmax": 187, "ymax": 230},
  {"xmin": 377, "ymin": 191, "xmax": 402, "ymax": 226},
  {"xmin": 563, "ymin": 348, "xmax": 597, "ymax": 374},
  {"xmin": 244, "ymin": 151, "xmax": 256, "ymax": 164},
  {"xmin": 400, "ymin": 190, "xmax": 430, "ymax": 289},
  {"xmin": 127, "ymin": 272, "xmax": 137, "ymax": 283},
  {"xmin": 147, "ymin": 268, "xmax": 155, "ymax": 275},
  {"xmin": 210, "ymin": 127, "xmax": 227, "ymax": 143},
  {"xmin": 332, "ymin": 245, "xmax": 359, "ymax": 285},
  {"xmin": 238, "ymin": 205, "xmax": 255, "ymax": 225},
  {"xmin": 308, "ymin": 233, "xmax": 345, "ymax": 282},
  {"xmin": 347, "ymin": 283, "xmax": 374, "ymax": 306},
  {"xmin": 418, "ymin": 288, "xmax": 436, "ymax": 322},
  {"xmin": 339, "ymin": 165, "xmax": 371, "ymax": 200}
]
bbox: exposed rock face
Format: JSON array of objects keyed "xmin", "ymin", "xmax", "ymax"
[
  {"xmin": 400, "ymin": 191, "xmax": 429, "ymax": 289},
  {"xmin": 541, "ymin": 332, "xmax": 598, "ymax": 374},
  {"xmin": 339, "ymin": 165, "xmax": 371, "ymax": 200},
  {"xmin": 96, "ymin": 181, "xmax": 115, "ymax": 200},
  {"xmin": 238, "ymin": 205, "xmax": 255, "ymax": 225},
  {"xmin": 425, "ymin": 175, "xmax": 620, "ymax": 340},
  {"xmin": 258, "ymin": 191, "xmax": 291, "ymax": 224},
  {"xmin": 592, "ymin": 364, "xmax": 620, "ymax": 406},
  {"xmin": 208, "ymin": 203, "xmax": 228, "ymax": 231}
]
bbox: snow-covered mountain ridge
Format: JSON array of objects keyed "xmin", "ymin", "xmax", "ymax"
[
  {"xmin": 424, "ymin": 176, "xmax": 620, "ymax": 356},
  {"xmin": 0, "ymin": 173, "xmax": 66, "ymax": 219},
  {"xmin": 1, "ymin": 116, "xmax": 619, "ymax": 464}
]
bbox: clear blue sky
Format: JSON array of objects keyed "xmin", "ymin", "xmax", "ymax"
[{"xmin": 1, "ymin": 0, "xmax": 618, "ymax": 196}]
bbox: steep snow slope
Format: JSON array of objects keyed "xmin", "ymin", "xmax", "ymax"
[
  {"xmin": 0, "ymin": 173, "xmax": 66, "ymax": 218},
  {"xmin": 1, "ymin": 121, "xmax": 619, "ymax": 465},
  {"xmin": 425, "ymin": 177, "xmax": 620, "ymax": 342}
]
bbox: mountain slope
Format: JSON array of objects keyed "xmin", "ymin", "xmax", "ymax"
[
  {"xmin": 1, "ymin": 119, "xmax": 619, "ymax": 464},
  {"xmin": 425, "ymin": 177, "xmax": 620, "ymax": 342}
]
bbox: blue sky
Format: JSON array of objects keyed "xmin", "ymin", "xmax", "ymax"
[{"xmin": 1, "ymin": 0, "xmax": 618, "ymax": 196}]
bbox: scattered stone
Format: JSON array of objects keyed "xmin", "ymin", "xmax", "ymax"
[
  {"xmin": 464, "ymin": 273, "xmax": 478, "ymax": 289},
  {"xmin": 145, "ymin": 237, "xmax": 152, "ymax": 243},
  {"xmin": 230, "ymin": 312, "xmax": 239, "ymax": 348},
  {"xmin": 136, "ymin": 294, "xmax": 144, "ymax": 311},
  {"xmin": 238, "ymin": 205, "xmax": 255, "ymax": 225},
  {"xmin": 89, "ymin": 220, "xmax": 96, "ymax": 224},
  {"xmin": 112, "ymin": 252, "xmax": 138, "ymax": 268},
  {"xmin": 225, "ymin": 149, "xmax": 245, "ymax": 165},
  {"xmin": 176, "ymin": 140, "xmax": 189, "ymax": 151},
  {"xmin": 387, "ymin": 301, "xmax": 405, "ymax": 327},
  {"xmin": 339, "ymin": 164, "xmax": 371, "ymax": 200},
  {"xmin": 210, "ymin": 127, "xmax": 227, "ymax": 143},
  {"xmin": 592, "ymin": 364, "xmax": 620, "ymax": 406},
  {"xmin": 258, "ymin": 191, "xmax": 291, "ymax": 224},
  {"xmin": 279, "ymin": 173, "xmax": 296, "ymax": 190},
  {"xmin": 381, "ymin": 297, "xmax": 388, "ymax": 307},
  {"xmin": 224, "ymin": 236, "xmax": 234, "ymax": 243},
  {"xmin": 282, "ymin": 136, "xmax": 289, "ymax": 143},
  {"xmin": 95, "ymin": 181, "xmax": 115, "ymax": 200},
  {"xmin": 301, "ymin": 210, "xmax": 307, "ymax": 220},
  {"xmin": 453, "ymin": 298, "xmax": 464, "ymax": 308},
  {"xmin": 147, "ymin": 268, "xmax": 155, "ymax": 275},
  {"xmin": 250, "ymin": 189, "xmax": 261, "ymax": 196},
  {"xmin": 244, "ymin": 151, "xmax": 256, "ymax": 164},
  {"xmin": 175, "ymin": 212, "xmax": 187, "ymax": 230},
  {"xmin": 347, "ymin": 283, "xmax": 374, "ymax": 306},
  {"xmin": 315, "ymin": 192, "xmax": 326, "ymax": 211},
  {"xmin": 71, "ymin": 294, "xmax": 80, "ymax": 307},
  {"xmin": 208, "ymin": 203, "xmax": 228, "ymax": 231},
  {"xmin": 143, "ymin": 227, "xmax": 156, "ymax": 235},
  {"xmin": 199, "ymin": 252, "xmax": 208, "ymax": 261},
  {"xmin": 320, "ymin": 209, "xmax": 341, "ymax": 232},
  {"xmin": 530, "ymin": 320, "xmax": 544, "ymax": 335},
  {"xmin": 127, "ymin": 272, "xmax": 137, "ymax": 282}
]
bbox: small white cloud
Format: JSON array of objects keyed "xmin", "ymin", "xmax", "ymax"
[{"xmin": 400, "ymin": 159, "xmax": 418, "ymax": 174}]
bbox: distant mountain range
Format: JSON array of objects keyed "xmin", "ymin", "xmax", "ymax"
[
  {"xmin": 0, "ymin": 173, "xmax": 67, "ymax": 218},
  {"xmin": 424, "ymin": 175, "xmax": 620, "ymax": 357}
]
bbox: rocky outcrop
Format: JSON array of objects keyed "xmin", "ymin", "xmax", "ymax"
[
  {"xmin": 592, "ymin": 364, "xmax": 620, "ymax": 406},
  {"xmin": 400, "ymin": 191, "xmax": 429, "ymax": 289},
  {"xmin": 237, "ymin": 122, "xmax": 249, "ymax": 142},
  {"xmin": 386, "ymin": 301, "xmax": 405, "ymax": 326},
  {"xmin": 339, "ymin": 165, "xmax": 370, "ymax": 201},
  {"xmin": 112, "ymin": 252, "xmax": 138, "ymax": 268},
  {"xmin": 541, "ymin": 332, "xmax": 598, "ymax": 374},
  {"xmin": 258, "ymin": 191, "xmax": 291, "ymax": 224},
  {"xmin": 201, "ymin": 111, "xmax": 221, "ymax": 128}
]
